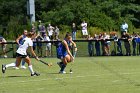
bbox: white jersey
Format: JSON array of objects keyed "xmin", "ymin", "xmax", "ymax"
[{"xmin": 16, "ymin": 37, "xmax": 33, "ymax": 55}]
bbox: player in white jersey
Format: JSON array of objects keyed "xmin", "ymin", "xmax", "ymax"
[{"xmin": 2, "ymin": 32, "xmax": 40, "ymax": 76}]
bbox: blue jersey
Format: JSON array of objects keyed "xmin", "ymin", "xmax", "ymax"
[
  {"xmin": 57, "ymin": 39, "xmax": 70, "ymax": 59},
  {"xmin": 19, "ymin": 35, "xmax": 26, "ymax": 45}
]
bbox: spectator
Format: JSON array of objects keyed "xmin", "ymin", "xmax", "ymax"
[
  {"xmin": 121, "ymin": 21, "xmax": 128, "ymax": 35},
  {"xmin": 110, "ymin": 32, "xmax": 122, "ymax": 56},
  {"xmin": 99, "ymin": 33, "xmax": 105, "ymax": 55},
  {"xmin": 87, "ymin": 35, "xmax": 94, "ymax": 56},
  {"xmin": 36, "ymin": 33, "xmax": 44, "ymax": 57},
  {"xmin": 102, "ymin": 33, "xmax": 110, "ymax": 56},
  {"xmin": 38, "ymin": 20, "xmax": 42, "ymax": 33},
  {"xmin": 135, "ymin": 33, "xmax": 140, "ymax": 55},
  {"xmin": 81, "ymin": 20, "xmax": 88, "ymax": 38},
  {"xmin": 121, "ymin": 32, "xmax": 131, "ymax": 56},
  {"xmin": 131, "ymin": 32, "xmax": 138, "ymax": 56},
  {"xmin": 31, "ymin": 23, "xmax": 36, "ymax": 32},
  {"xmin": 54, "ymin": 26, "xmax": 60, "ymax": 40},
  {"xmin": 47, "ymin": 24, "xmax": 54, "ymax": 40},
  {"xmin": 43, "ymin": 34, "xmax": 51, "ymax": 57},
  {"xmin": 72, "ymin": 23, "xmax": 77, "ymax": 40},
  {"xmin": 41, "ymin": 25, "xmax": 46, "ymax": 37},
  {"xmin": 116, "ymin": 38, "xmax": 123, "ymax": 56},
  {"xmin": 0, "ymin": 36, "xmax": 7, "ymax": 58},
  {"xmin": 32, "ymin": 38, "xmax": 36, "ymax": 51},
  {"xmin": 94, "ymin": 34, "xmax": 101, "ymax": 56}
]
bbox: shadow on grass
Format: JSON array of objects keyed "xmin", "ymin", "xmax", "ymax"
[
  {"xmin": 7, "ymin": 75, "xmax": 29, "ymax": 78},
  {"xmin": 47, "ymin": 72, "xmax": 73, "ymax": 75},
  {"xmin": 47, "ymin": 72, "xmax": 60, "ymax": 74}
]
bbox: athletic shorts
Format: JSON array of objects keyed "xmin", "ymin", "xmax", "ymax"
[
  {"xmin": 1, "ymin": 44, "xmax": 6, "ymax": 51},
  {"xmin": 16, "ymin": 53, "xmax": 27, "ymax": 58},
  {"xmin": 57, "ymin": 51, "xmax": 67, "ymax": 59},
  {"xmin": 82, "ymin": 30, "xmax": 88, "ymax": 35},
  {"xmin": 46, "ymin": 45, "xmax": 51, "ymax": 51}
]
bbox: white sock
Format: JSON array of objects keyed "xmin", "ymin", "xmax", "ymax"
[
  {"xmin": 5, "ymin": 62, "xmax": 16, "ymax": 68},
  {"xmin": 28, "ymin": 65, "xmax": 34, "ymax": 74}
]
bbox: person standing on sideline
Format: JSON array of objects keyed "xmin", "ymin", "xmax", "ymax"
[
  {"xmin": 0, "ymin": 36, "xmax": 7, "ymax": 58},
  {"xmin": 57, "ymin": 32, "xmax": 77, "ymax": 74},
  {"xmin": 38, "ymin": 20, "xmax": 42, "ymax": 33},
  {"xmin": 87, "ymin": 35, "xmax": 94, "ymax": 56},
  {"xmin": 121, "ymin": 32, "xmax": 131, "ymax": 56},
  {"xmin": 131, "ymin": 32, "xmax": 138, "ymax": 56},
  {"xmin": 94, "ymin": 34, "xmax": 101, "ymax": 56},
  {"xmin": 71, "ymin": 23, "xmax": 77, "ymax": 40},
  {"xmin": 102, "ymin": 33, "xmax": 110, "ymax": 56},
  {"xmin": 43, "ymin": 34, "xmax": 51, "ymax": 57},
  {"xmin": 47, "ymin": 24, "xmax": 54, "ymax": 40},
  {"xmin": 54, "ymin": 26, "xmax": 60, "ymax": 40},
  {"xmin": 121, "ymin": 21, "xmax": 128, "ymax": 35},
  {"xmin": 36, "ymin": 33, "xmax": 44, "ymax": 57},
  {"xmin": 81, "ymin": 20, "xmax": 88, "ymax": 38},
  {"xmin": 2, "ymin": 32, "xmax": 40, "ymax": 76},
  {"xmin": 31, "ymin": 23, "xmax": 36, "ymax": 32}
]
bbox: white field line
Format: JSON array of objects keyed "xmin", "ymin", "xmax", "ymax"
[{"xmin": 0, "ymin": 72, "xmax": 140, "ymax": 85}]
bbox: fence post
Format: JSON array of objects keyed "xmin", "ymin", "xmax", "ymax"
[{"xmin": 12, "ymin": 43, "xmax": 14, "ymax": 58}]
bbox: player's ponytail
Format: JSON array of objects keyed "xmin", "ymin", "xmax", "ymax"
[
  {"xmin": 65, "ymin": 32, "xmax": 72, "ymax": 38},
  {"xmin": 27, "ymin": 32, "xmax": 35, "ymax": 38}
]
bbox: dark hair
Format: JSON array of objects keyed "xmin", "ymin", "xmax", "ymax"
[
  {"xmin": 27, "ymin": 32, "xmax": 35, "ymax": 38},
  {"xmin": 65, "ymin": 32, "xmax": 71, "ymax": 38}
]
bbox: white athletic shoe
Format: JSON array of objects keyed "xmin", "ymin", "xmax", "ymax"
[
  {"xmin": 20, "ymin": 66, "xmax": 26, "ymax": 69},
  {"xmin": 13, "ymin": 67, "xmax": 19, "ymax": 70},
  {"xmin": 4, "ymin": 55, "xmax": 7, "ymax": 58},
  {"xmin": 59, "ymin": 71, "xmax": 66, "ymax": 74}
]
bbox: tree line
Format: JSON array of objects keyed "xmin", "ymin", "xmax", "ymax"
[{"xmin": 0, "ymin": 0, "xmax": 140, "ymax": 39}]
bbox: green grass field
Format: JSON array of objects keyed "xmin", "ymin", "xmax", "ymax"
[{"xmin": 0, "ymin": 56, "xmax": 140, "ymax": 93}]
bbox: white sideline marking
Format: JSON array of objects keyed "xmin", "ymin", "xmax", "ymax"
[{"xmin": 0, "ymin": 72, "xmax": 140, "ymax": 85}]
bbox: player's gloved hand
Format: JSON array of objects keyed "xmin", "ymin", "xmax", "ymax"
[
  {"xmin": 74, "ymin": 47, "xmax": 77, "ymax": 51},
  {"xmin": 35, "ymin": 56, "xmax": 40, "ymax": 61}
]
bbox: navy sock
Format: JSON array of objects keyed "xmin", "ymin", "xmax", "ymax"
[
  {"xmin": 22, "ymin": 60, "xmax": 26, "ymax": 66},
  {"xmin": 60, "ymin": 62, "xmax": 63, "ymax": 65},
  {"xmin": 60, "ymin": 63, "xmax": 66, "ymax": 71}
]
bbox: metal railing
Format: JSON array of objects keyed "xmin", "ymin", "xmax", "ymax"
[{"xmin": 0, "ymin": 38, "xmax": 140, "ymax": 58}]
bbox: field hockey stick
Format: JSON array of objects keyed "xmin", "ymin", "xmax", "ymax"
[
  {"xmin": 39, "ymin": 59, "xmax": 52, "ymax": 67},
  {"xmin": 70, "ymin": 51, "xmax": 77, "ymax": 73}
]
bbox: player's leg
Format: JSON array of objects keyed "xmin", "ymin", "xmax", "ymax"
[
  {"xmin": 20, "ymin": 59, "xmax": 26, "ymax": 69},
  {"xmin": 2, "ymin": 57, "xmax": 22, "ymax": 73},
  {"xmin": 2, "ymin": 44, "xmax": 7, "ymax": 58},
  {"xmin": 59, "ymin": 55, "xmax": 71, "ymax": 73},
  {"xmin": 24, "ymin": 56, "xmax": 40, "ymax": 76}
]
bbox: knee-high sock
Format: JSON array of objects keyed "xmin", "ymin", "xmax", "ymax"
[
  {"xmin": 21, "ymin": 60, "xmax": 26, "ymax": 66},
  {"xmin": 28, "ymin": 65, "xmax": 34, "ymax": 74},
  {"xmin": 5, "ymin": 62, "xmax": 16, "ymax": 68},
  {"xmin": 60, "ymin": 63, "xmax": 66, "ymax": 71}
]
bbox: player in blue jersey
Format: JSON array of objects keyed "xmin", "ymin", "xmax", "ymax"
[{"xmin": 57, "ymin": 32, "xmax": 77, "ymax": 74}]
